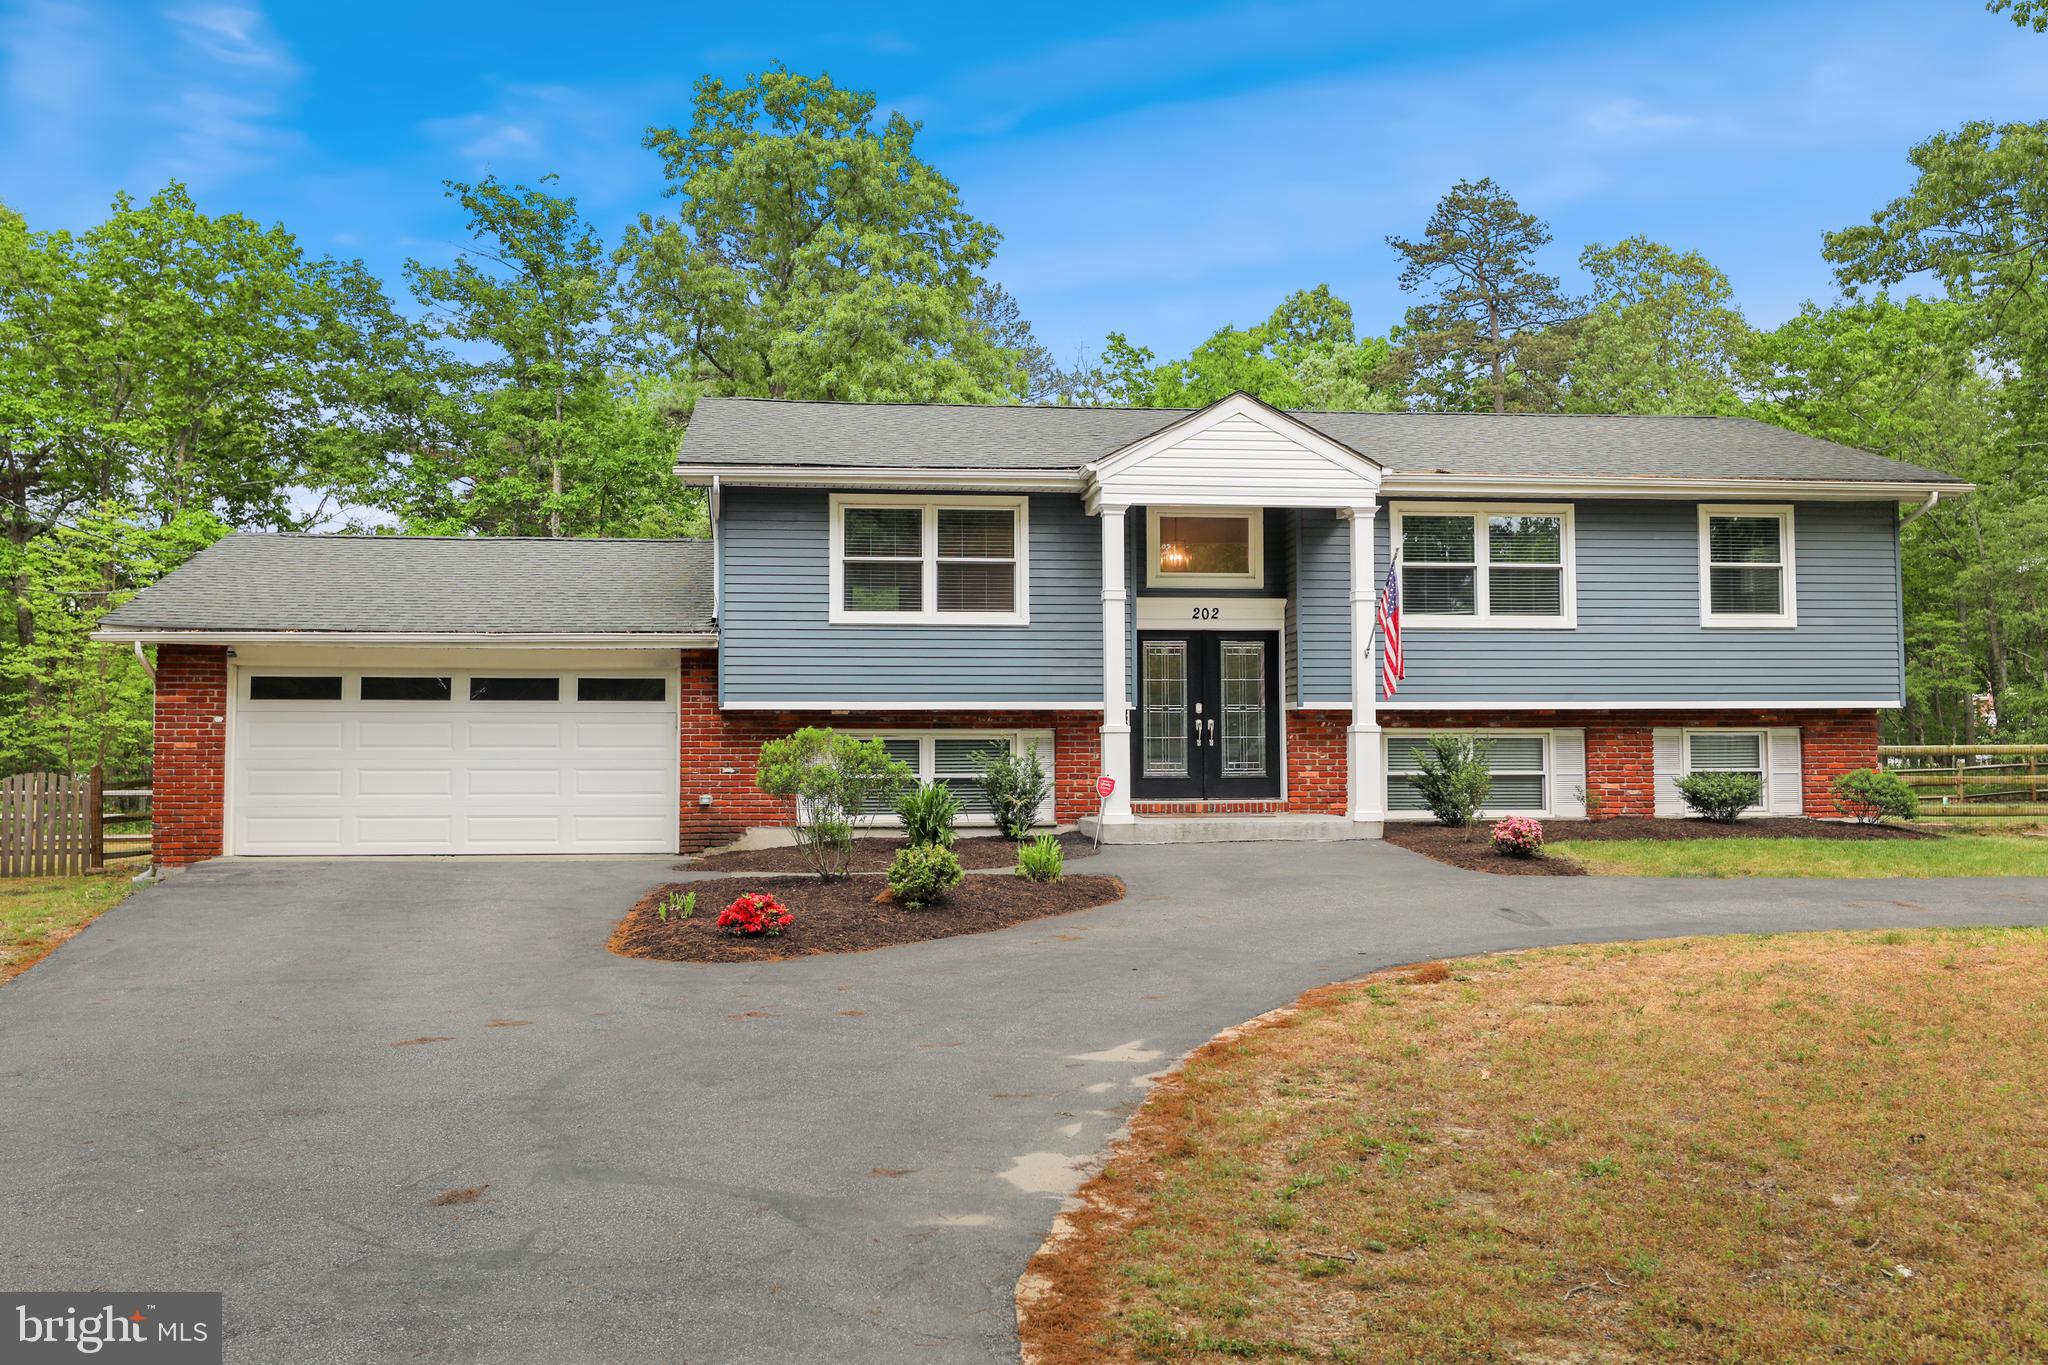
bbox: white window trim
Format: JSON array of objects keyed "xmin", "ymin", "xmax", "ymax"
[
  {"xmin": 827, "ymin": 492, "xmax": 1031, "ymax": 626},
  {"xmin": 1391, "ymin": 502, "xmax": 1577, "ymax": 629},
  {"xmin": 1145, "ymin": 505, "xmax": 1265, "ymax": 589},
  {"xmin": 1382, "ymin": 728, "xmax": 1554, "ymax": 819},
  {"xmin": 843, "ymin": 729, "xmax": 1054, "ymax": 828},
  {"xmin": 1681, "ymin": 727, "xmax": 1772, "ymax": 814},
  {"xmin": 1698, "ymin": 503, "xmax": 1797, "ymax": 629}
]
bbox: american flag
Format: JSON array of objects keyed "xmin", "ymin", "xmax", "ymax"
[{"xmin": 1376, "ymin": 555, "xmax": 1404, "ymax": 697}]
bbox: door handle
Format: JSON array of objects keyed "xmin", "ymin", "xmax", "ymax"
[
  {"xmin": 1206, "ymin": 718, "xmax": 1217, "ymax": 746},
  {"xmin": 1192, "ymin": 716, "xmax": 1203, "ymax": 749}
]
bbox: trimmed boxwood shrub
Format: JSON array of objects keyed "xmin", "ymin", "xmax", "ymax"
[
  {"xmin": 1676, "ymin": 771, "xmax": 1763, "ymax": 823},
  {"xmin": 887, "ymin": 844, "xmax": 964, "ymax": 909},
  {"xmin": 1832, "ymin": 767, "xmax": 1918, "ymax": 823}
]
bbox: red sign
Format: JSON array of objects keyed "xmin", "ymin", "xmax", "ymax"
[{"xmin": 1096, "ymin": 775, "xmax": 1116, "ymax": 798}]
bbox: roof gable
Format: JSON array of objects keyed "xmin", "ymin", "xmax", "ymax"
[{"xmin": 1089, "ymin": 393, "xmax": 1382, "ymax": 511}]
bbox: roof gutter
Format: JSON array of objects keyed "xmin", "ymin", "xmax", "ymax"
[
  {"xmin": 1899, "ymin": 488, "xmax": 1943, "ymax": 527},
  {"xmin": 674, "ymin": 464, "xmax": 1086, "ymax": 493},
  {"xmin": 92, "ymin": 629, "xmax": 719, "ymax": 647}
]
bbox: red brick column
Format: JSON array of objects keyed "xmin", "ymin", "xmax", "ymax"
[
  {"xmin": 153, "ymin": 644, "xmax": 228, "ymax": 865},
  {"xmin": 1583, "ymin": 721, "xmax": 1655, "ymax": 819},
  {"xmin": 1800, "ymin": 711, "xmax": 1881, "ymax": 816},
  {"xmin": 1286, "ymin": 709, "xmax": 1350, "ymax": 814}
]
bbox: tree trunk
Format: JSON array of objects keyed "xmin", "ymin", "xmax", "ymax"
[
  {"xmin": 1487, "ymin": 295, "xmax": 1505, "ymax": 414},
  {"xmin": 550, "ymin": 387, "xmax": 564, "ymax": 539}
]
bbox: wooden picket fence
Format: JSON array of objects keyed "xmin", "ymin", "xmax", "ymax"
[
  {"xmin": 1879, "ymin": 743, "xmax": 2048, "ymax": 817},
  {"xmin": 0, "ymin": 771, "xmax": 104, "ymax": 876}
]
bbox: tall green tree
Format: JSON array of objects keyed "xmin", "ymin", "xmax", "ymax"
[
  {"xmin": 401, "ymin": 176, "xmax": 696, "ymax": 537},
  {"xmin": 1563, "ymin": 236, "xmax": 1752, "ymax": 414},
  {"xmin": 618, "ymin": 67, "xmax": 1024, "ymax": 402},
  {"xmin": 1096, "ymin": 286, "xmax": 1398, "ymax": 410},
  {"xmin": 1385, "ymin": 178, "xmax": 1578, "ymax": 413}
]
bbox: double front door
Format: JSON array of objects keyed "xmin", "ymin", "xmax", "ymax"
[{"xmin": 1133, "ymin": 630, "xmax": 1281, "ymax": 800}]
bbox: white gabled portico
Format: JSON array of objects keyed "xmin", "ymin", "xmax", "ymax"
[{"xmin": 1081, "ymin": 392, "xmax": 1387, "ymax": 840}]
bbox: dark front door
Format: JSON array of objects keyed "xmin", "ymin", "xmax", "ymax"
[{"xmin": 1133, "ymin": 630, "xmax": 1282, "ymax": 800}]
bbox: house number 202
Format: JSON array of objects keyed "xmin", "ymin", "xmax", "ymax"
[{"xmin": 1190, "ymin": 606, "xmax": 1221, "ymax": 621}]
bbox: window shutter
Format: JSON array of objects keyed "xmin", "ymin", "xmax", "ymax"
[
  {"xmin": 1653, "ymin": 728, "xmax": 1684, "ymax": 818},
  {"xmin": 1550, "ymin": 729, "xmax": 1587, "ymax": 818},
  {"xmin": 1767, "ymin": 728, "xmax": 1803, "ymax": 816}
]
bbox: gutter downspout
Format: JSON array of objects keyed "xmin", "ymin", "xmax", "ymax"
[
  {"xmin": 1900, "ymin": 489, "xmax": 1941, "ymax": 528},
  {"xmin": 132, "ymin": 639, "xmax": 155, "ymax": 682},
  {"xmin": 709, "ymin": 475, "xmax": 722, "ymax": 622}
]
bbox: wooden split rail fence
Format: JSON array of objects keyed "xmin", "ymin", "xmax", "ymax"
[
  {"xmin": 0, "ymin": 772, "xmax": 153, "ymax": 877},
  {"xmin": 1879, "ymin": 744, "xmax": 2048, "ymax": 817}
]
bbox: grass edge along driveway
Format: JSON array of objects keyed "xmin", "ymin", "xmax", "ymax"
[
  {"xmin": 1, "ymin": 872, "xmax": 133, "ymax": 984},
  {"xmin": 1552, "ymin": 831, "xmax": 2048, "ymax": 878},
  {"xmin": 1019, "ymin": 927, "xmax": 2048, "ymax": 1364}
]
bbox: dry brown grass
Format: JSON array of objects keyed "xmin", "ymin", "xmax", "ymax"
[{"xmin": 1019, "ymin": 928, "xmax": 2048, "ymax": 1364}]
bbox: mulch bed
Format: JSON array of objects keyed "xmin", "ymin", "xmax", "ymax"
[
  {"xmin": 609, "ymin": 873, "xmax": 1126, "ymax": 963},
  {"xmin": 1383, "ymin": 823, "xmax": 1587, "ymax": 876},
  {"xmin": 679, "ymin": 830, "xmax": 1099, "ymax": 874},
  {"xmin": 1385, "ymin": 816, "xmax": 1934, "ymax": 877}
]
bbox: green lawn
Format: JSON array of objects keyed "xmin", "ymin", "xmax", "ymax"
[
  {"xmin": 1552, "ymin": 833, "xmax": 2048, "ymax": 878},
  {"xmin": 0, "ymin": 872, "xmax": 134, "ymax": 982}
]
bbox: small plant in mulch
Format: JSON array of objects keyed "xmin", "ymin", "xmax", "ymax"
[
  {"xmin": 896, "ymin": 781, "xmax": 963, "ymax": 848},
  {"xmin": 1490, "ymin": 816, "xmax": 1544, "ymax": 859},
  {"xmin": 717, "ymin": 892, "xmax": 793, "ymax": 937},
  {"xmin": 657, "ymin": 889, "xmax": 696, "ymax": 922},
  {"xmin": 886, "ymin": 844, "xmax": 964, "ymax": 909},
  {"xmin": 1015, "ymin": 832, "xmax": 1065, "ymax": 883}
]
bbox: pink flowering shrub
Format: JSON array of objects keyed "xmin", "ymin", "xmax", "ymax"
[{"xmin": 1489, "ymin": 816, "xmax": 1544, "ymax": 858}]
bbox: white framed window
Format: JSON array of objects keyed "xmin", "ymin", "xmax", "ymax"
[
  {"xmin": 828, "ymin": 493, "xmax": 1030, "ymax": 625},
  {"xmin": 1392, "ymin": 503, "xmax": 1575, "ymax": 628},
  {"xmin": 1699, "ymin": 504, "xmax": 1796, "ymax": 628},
  {"xmin": 1146, "ymin": 506, "xmax": 1264, "ymax": 588},
  {"xmin": 846, "ymin": 731, "xmax": 1054, "ymax": 826},
  {"xmin": 1682, "ymin": 729, "xmax": 1769, "ymax": 813},
  {"xmin": 1384, "ymin": 730, "xmax": 1551, "ymax": 817}
]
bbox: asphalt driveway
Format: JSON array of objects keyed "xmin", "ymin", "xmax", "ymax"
[{"xmin": 5, "ymin": 841, "xmax": 2048, "ymax": 1364}]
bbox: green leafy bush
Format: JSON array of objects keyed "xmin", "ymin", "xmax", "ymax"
[
  {"xmin": 887, "ymin": 843, "xmax": 964, "ymax": 909},
  {"xmin": 755, "ymin": 727, "xmax": 915, "ymax": 879},
  {"xmin": 1412, "ymin": 734, "xmax": 1493, "ymax": 830},
  {"xmin": 1676, "ymin": 771, "xmax": 1763, "ymax": 823},
  {"xmin": 895, "ymin": 781, "xmax": 962, "ymax": 848},
  {"xmin": 971, "ymin": 746, "xmax": 1050, "ymax": 839},
  {"xmin": 1832, "ymin": 767, "xmax": 1918, "ymax": 823},
  {"xmin": 1015, "ymin": 832, "xmax": 1065, "ymax": 882}
]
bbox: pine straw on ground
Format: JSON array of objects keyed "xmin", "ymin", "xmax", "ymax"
[
  {"xmin": 1018, "ymin": 928, "xmax": 2048, "ymax": 1364},
  {"xmin": 680, "ymin": 830, "xmax": 1099, "ymax": 874}
]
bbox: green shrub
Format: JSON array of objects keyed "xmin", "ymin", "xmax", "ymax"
[
  {"xmin": 895, "ymin": 781, "xmax": 962, "ymax": 848},
  {"xmin": 971, "ymin": 746, "xmax": 1050, "ymax": 839},
  {"xmin": 887, "ymin": 843, "xmax": 964, "ymax": 909},
  {"xmin": 755, "ymin": 727, "xmax": 915, "ymax": 880},
  {"xmin": 1412, "ymin": 734, "xmax": 1493, "ymax": 829},
  {"xmin": 656, "ymin": 889, "xmax": 696, "ymax": 922},
  {"xmin": 1676, "ymin": 770, "xmax": 1763, "ymax": 823},
  {"xmin": 1832, "ymin": 767, "xmax": 1918, "ymax": 824},
  {"xmin": 1015, "ymin": 832, "xmax": 1065, "ymax": 882}
]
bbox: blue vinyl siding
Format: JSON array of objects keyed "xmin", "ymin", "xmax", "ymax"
[
  {"xmin": 1294, "ymin": 499, "xmax": 1904, "ymax": 705},
  {"xmin": 718, "ymin": 487, "xmax": 1102, "ymax": 705}
]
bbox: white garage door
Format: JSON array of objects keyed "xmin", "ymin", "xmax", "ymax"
[{"xmin": 231, "ymin": 662, "xmax": 678, "ymax": 855}]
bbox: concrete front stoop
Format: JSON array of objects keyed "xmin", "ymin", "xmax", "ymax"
[{"xmin": 1078, "ymin": 813, "xmax": 1380, "ymax": 844}]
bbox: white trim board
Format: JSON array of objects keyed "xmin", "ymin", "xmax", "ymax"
[
  {"xmin": 718, "ymin": 700, "xmax": 1103, "ymax": 712},
  {"xmin": 96, "ymin": 630, "xmax": 716, "ymax": 647},
  {"xmin": 1338, "ymin": 699, "xmax": 1899, "ymax": 711},
  {"xmin": 1135, "ymin": 597, "xmax": 1287, "ymax": 631},
  {"xmin": 826, "ymin": 491, "xmax": 1031, "ymax": 627}
]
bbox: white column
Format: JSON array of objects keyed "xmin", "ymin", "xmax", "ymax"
[
  {"xmin": 1097, "ymin": 505, "xmax": 1134, "ymax": 825},
  {"xmin": 1346, "ymin": 503, "xmax": 1385, "ymax": 832}
]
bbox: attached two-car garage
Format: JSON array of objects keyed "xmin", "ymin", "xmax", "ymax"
[{"xmin": 229, "ymin": 650, "xmax": 681, "ymax": 856}]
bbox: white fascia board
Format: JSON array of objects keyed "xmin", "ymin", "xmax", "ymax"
[
  {"xmin": 674, "ymin": 464, "xmax": 1085, "ymax": 493},
  {"xmin": 1379, "ymin": 474, "xmax": 1973, "ymax": 501},
  {"xmin": 93, "ymin": 629, "xmax": 719, "ymax": 647}
]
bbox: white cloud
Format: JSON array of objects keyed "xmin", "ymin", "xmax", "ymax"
[
  {"xmin": 1, "ymin": 0, "xmax": 105, "ymax": 118},
  {"xmin": 153, "ymin": 1, "xmax": 300, "ymax": 183},
  {"xmin": 164, "ymin": 3, "xmax": 294, "ymax": 72}
]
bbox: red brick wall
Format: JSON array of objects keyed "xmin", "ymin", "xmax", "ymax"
[
  {"xmin": 1584, "ymin": 721, "xmax": 1656, "ymax": 818},
  {"xmin": 153, "ymin": 645, "xmax": 228, "ymax": 865},
  {"xmin": 1285, "ymin": 709, "xmax": 1349, "ymax": 815},
  {"xmin": 676, "ymin": 649, "xmax": 1101, "ymax": 852},
  {"xmin": 1800, "ymin": 711, "xmax": 1882, "ymax": 815}
]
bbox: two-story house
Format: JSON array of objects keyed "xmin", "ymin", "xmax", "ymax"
[{"xmin": 98, "ymin": 393, "xmax": 1968, "ymax": 863}]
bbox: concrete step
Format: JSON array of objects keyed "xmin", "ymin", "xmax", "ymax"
[{"xmin": 1078, "ymin": 814, "xmax": 1382, "ymax": 844}]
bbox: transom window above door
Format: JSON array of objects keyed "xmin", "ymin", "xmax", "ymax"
[
  {"xmin": 1393, "ymin": 503, "xmax": 1575, "ymax": 627},
  {"xmin": 829, "ymin": 494, "xmax": 1029, "ymax": 625},
  {"xmin": 1147, "ymin": 507, "xmax": 1263, "ymax": 587}
]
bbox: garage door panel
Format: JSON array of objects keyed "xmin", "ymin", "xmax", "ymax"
[
  {"xmin": 356, "ymin": 768, "xmax": 455, "ymax": 797},
  {"xmin": 465, "ymin": 768, "xmax": 562, "ymax": 797},
  {"xmin": 232, "ymin": 660, "xmax": 676, "ymax": 855},
  {"xmin": 244, "ymin": 767, "xmax": 344, "ymax": 797},
  {"xmin": 357, "ymin": 721, "xmax": 455, "ymax": 751}
]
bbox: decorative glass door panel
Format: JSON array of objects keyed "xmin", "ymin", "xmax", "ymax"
[
  {"xmin": 1219, "ymin": 641, "xmax": 1267, "ymax": 778},
  {"xmin": 1141, "ymin": 641, "xmax": 1191, "ymax": 780}
]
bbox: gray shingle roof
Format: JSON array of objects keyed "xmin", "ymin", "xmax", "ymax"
[
  {"xmin": 680, "ymin": 396, "xmax": 1969, "ymax": 487},
  {"xmin": 99, "ymin": 534, "xmax": 715, "ymax": 636}
]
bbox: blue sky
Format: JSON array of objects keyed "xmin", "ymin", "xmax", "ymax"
[{"xmin": 3, "ymin": 0, "xmax": 2045, "ymax": 365}]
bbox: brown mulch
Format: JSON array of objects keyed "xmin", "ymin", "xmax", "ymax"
[
  {"xmin": 609, "ymin": 873, "xmax": 1126, "ymax": 963},
  {"xmin": 679, "ymin": 830, "xmax": 1099, "ymax": 874},
  {"xmin": 1383, "ymin": 822, "xmax": 1587, "ymax": 876},
  {"xmin": 1386, "ymin": 816, "xmax": 1932, "ymax": 877}
]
